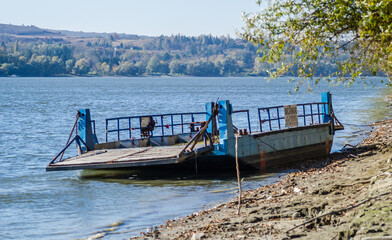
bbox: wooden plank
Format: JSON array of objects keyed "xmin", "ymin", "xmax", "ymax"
[{"xmin": 46, "ymin": 144, "xmax": 205, "ymax": 171}]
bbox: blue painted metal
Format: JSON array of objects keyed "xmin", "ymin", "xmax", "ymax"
[
  {"xmin": 310, "ymin": 104, "xmax": 314, "ymax": 124},
  {"xmin": 321, "ymin": 92, "xmax": 331, "ymax": 123},
  {"xmin": 267, "ymin": 109, "xmax": 272, "ymax": 131},
  {"xmin": 258, "ymin": 110, "xmax": 262, "ymax": 132},
  {"xmin": 217, "ymin": 100, "xmax": 234, "ymax": 155},
  {"xmin": 49, "ymin": 135, "xmax": 89, "ymax": 164},
  {"xmin": 205, "ymin": 102, "xmax": 213, "ymax": 134},
  {"xmin": 317, "ymin": 104, "xmax": 321, "ymax": 123},
  {"xmin": 117, "ymin": 118, "xmax": 120, "ymax": 140},
  {"xmin": 171, "ymin": 115, "xmax": 174, "ymax": 135},
  {"xmin": 247, "ymin": 111, "xmax": 252, "ymax": 134},
  {"xmin": 128, "ymin": 118, "xmax": 132, "ymax": 139},
  {"xmin": 77, "ymin": 109, "xmax": 95, "ymax": 151}
]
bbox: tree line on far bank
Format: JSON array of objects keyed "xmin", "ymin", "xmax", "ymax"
[{"xmin": 0, "ymin": 34, "xmax": 344, "ymax": 77}]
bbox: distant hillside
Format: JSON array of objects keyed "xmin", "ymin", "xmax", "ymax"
[
  {"xmin": 0, "ymin": 23, "xmax": 347, "ymax": 78},
  {"xmin": 58, "ymin": 29, "xmax": 146, "ymax": 40},
  {"xmin": 0, "ymin": 23, "xmax": 58, "ymax": 36},
  {"xmin": 0, "ymin": 23, "xmax": 147, "ymax": 40}
]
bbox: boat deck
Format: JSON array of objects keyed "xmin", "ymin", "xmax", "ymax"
[{"xmin": 46, "ymin": 145, "xmax": 195, "ymax": 171}]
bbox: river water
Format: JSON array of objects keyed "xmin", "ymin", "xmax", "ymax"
[{"xmin": 0, "ymin": 77, "xmax": 391, "ymax": 239}]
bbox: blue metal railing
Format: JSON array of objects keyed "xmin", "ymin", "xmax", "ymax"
[
  {"xmin": 105, "ymin": 112, "xmax": 206, "ymax": 142},
  {"xmin": 232, "ymin": 109, "xmax": 252, "ymax": 134},
  {"xmin": 257, "ymin": 102, "xmax": 329, "ymax": 132}
]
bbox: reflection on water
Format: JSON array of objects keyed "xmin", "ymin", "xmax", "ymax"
[
  {"xmin": 79, "ymin": 169, "xmax": 277, "ymax": 187},
  {"xmin": 0, "ymin": 77, "xmax": 391, "ymax": 240}
]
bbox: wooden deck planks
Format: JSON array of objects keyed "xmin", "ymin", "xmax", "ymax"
[
  {"xmin": 46, "ymin": 144, "xmax": 209, "ymax": 171},
  {"xmin": 52, "ymin": 145, "xmax": 187, "ymax": 166}
]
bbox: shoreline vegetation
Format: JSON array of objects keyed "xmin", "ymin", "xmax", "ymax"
[
  {"xmin": 133, "ymin": 119, "xmax": 392, "ymax": 240},
  {"xmin": 0, "ymin": 23, "xmax": 384, "ymax": 78}
]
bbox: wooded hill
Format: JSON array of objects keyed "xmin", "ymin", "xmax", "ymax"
[{"xmin": 0, "ymin": 23, "xmax": 339, "ymax": 77}]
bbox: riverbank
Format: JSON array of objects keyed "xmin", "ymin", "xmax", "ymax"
[{"xmin": 134, "ymin": 120, "xmax": 392, "ymax": 240}]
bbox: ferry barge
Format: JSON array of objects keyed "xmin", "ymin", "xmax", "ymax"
[{"xmin": 46, "ymin": 92, "xmax": 343, "ymax": 172}]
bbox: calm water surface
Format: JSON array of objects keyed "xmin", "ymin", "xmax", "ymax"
[{"xmin": 0, "ymin": 77, "xmax": 390, "ymax": 239}]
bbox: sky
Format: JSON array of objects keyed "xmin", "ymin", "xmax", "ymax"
[{"xmin": 0, "ymin": 0, "xmax": 265, "ymax": 37}]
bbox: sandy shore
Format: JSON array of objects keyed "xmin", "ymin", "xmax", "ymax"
[{"xmin": 134, "ymin": 120, "xmax": 392, "ymax": 240}]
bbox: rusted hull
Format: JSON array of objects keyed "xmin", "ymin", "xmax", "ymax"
[
  {"xmin": 239, "ymin": 141, "xmax": 332, "ymax": 170},
  {"xmin": 115, "ymin": 139, "xmax": 332, "ymax": 172}
]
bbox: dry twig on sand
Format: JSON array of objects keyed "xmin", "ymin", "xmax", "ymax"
[{"xmin": 286, "ymin": 191, "xmax": 391, "ymax": 233}]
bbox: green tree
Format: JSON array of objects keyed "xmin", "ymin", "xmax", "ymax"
[
  {"xmin": 146, "ymin": 56, "xmax": 169, "ymax": 74},
  {"xmin": 117, "ymin": 61, "xmax": 135, "ymax": 75},
  {"xmin": 169, "ymin": 60, "xmax": 187, "ymax": 75},
  {"xmin": 13, "ymin": 41, "xmax": 19, "ymax": 53},
  {"xmin": 186, "ymin": 60, "xmax": 220, "ymax": 76},
  {"xmin": 0, "ymin": 63, "xmax": 15, "ymax": 76},
  {"xmin": 99, "ymin": 62, "xmax": 111, "ymax": 75},
  {"xmin": 73, "ymin": 58, "xmax": 90, "ymax": 75},
  {"xmin": 29, "ymin": 54, "xmax": 50, "ymax": 76},
  {"xmin": 219, "ymin": 57, "xmax": 242, "ymax": 76},
  {"xmin": 242, "ymin": 0, "xmax": 392, "ymax": 88},
  {"xmin": 65, "ymin": 59, "xmax": 75, "ymax": 73}
]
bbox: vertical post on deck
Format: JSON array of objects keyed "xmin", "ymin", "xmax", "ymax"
[
  {"xmin": 78, "ymin": 109, "xmax": 95, "ymax": 151},
  {"xmin": 321, "ymin": 92, "xmax": 334, "ymax": 134},
  {"xmin": 129, "ymin": 118, "xmax": 131, "ymax": 139},
  {"xmin": 321, "ymin": 92, "xmax": 332, "ymax": 123},
  {"xmin": 205, "ymin": 102, "xmax": 217, "ymax": 136},
  {"xmin": 105, "ymin": 119, "xmax": 108, "ymax": 143},
  {"xmin": 217, "ymin": 100, "xmax": 235, "ymax": 155},
  {"xmin": 310, "ymin": 104, "xmax": 314, "ymax": 124},
  {"xmin": 181, "ymin": 114, "xmax": 184, "ymax": 133},
  {"xmin": 246, "ymin": 110, "xmax": 252, "ymax": 134},
  {"xmin": 117, "ymin": 119, "xmax": 120, "ymax": 141},
  {"xmin": 171, "ymin": 115, "xmax": 174, "ymax": 135},
  {"xmin": 267, "ymin": 109, "xmax": 272, "ymax": 131},
  {"xmin": 235, "ymin": 135, "xmax": 242, "ymax": 215},
  {"xmin": 258, "ymin": 109, "xmax": 263, "ymax": 132},
  {"xmin": 317, "ymin": 104, "xmax": 321, "ymax": 123},
  {"xmin": 160, "ymin": 116, "xmax": 164, "ymax": 136}
]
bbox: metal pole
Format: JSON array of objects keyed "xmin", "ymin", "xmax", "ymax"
[
  {"xmin": 235, "ymin": 135, "xmax": 242, "ymax": 215},
  {"xmin": 129, "ymin": 118, "xmax": 131, "ymax": 139},
  {"xmin": 139, "ymin": 117, "xmax": 142, "ymax": 137},
  {"xmin": 105, "ymin": 120, "xmax": 108, "ymax": 143},
  {"xmin": 310, "ymin": 104, "xmax": 314, "ymax": 124},
  {"xmin": 117, "ymin": 119, "xmax": 120, "ymax": 141},
  {"xmin": 171, "ymin": 115, "xmax": 174, "ymax": 135},
  {"xmin": 258, "ymin": 109, "xmax": 262, "ymax": 132},
  {"xmin": 181, "ymin": 114, "xmax": 184, "ymax": 133},
  {"xmin": 246, "ymin": 110, "xmax": 252, "ymax": 134},
  {"xmin": 317, "ymin": 104, "xmax": 321, "ymax": 123},
  {"xmin": 161, "ymin": 116, "xmax": 164, "ymax": 136},
  {"xmin": 267, "ymin": 109, "xmax": 272, "ymax": 131}
]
